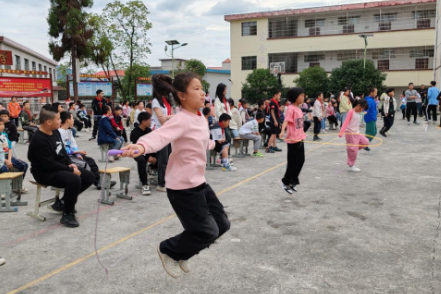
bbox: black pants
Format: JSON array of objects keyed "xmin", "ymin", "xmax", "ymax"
[
  {"xmin": 160, "ymin": 183, "xmax": 230, "ymax": 261},
  {"xmin": 382, "ymin": 113, "xmax": 395, "ymax": 133},
  {"xmin": 81, "ymin": 117, "xmax": 92, "ymax": 128},
  {"xmin": 406, "ymin": 102, "xmax": 417, "ymax": 122},
  {"xmin": 157, "ymin": 144, "xmax": 171, "ymax": 187},
  {"xmin": 135, "ymin": 155, "xmax": 153, "ymax": 186},
  {"xmin": 11, "ymin": 118, "xmax": 19, "ymax": 126},
  {"xmin": 92, "ymin": 116, "xmax": 102, "ymax": 137},
  {"xmin": 402, "ymin": 108, "xmax": 406, "ymax": 119},
  {"xmin": 427, "ymin": 105, "xmax": 438, "ymax": 122},
  {"xmin": 83, "ymin": 155, "xmax": 100, "ymax": 186},
  {"xmin": 23, "ymin": 125, "xmax": 38, "ymax": 141},
  {"xmin": 327, "ymin": 115, "xmax": 337, "ymax": 126},
  {"xmin": 282, "ymin": 142, "xmax": 305, "ymax": 186},
  {"xmin": 74, "ymin": 120, "xmax": 83, "ymax": 131},
  {"xmin": 313, "ymin": 117, "xmax": 321, "ymax": 135},
  {"xmin": 303, "ymin": 120, "xmax": 311, "ymax": 133},
  {"xmin": 33, "ymin": 168, "xmax": 94, "ymax": 214}
]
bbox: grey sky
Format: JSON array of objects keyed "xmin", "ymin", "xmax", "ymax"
[{"xmin": 0, "ymin": 0, "xmax": 385, "ymax": 69}]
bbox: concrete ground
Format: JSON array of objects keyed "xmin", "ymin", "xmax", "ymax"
[{"xmin": 0, "ymin": 117, "xmax": 440, "ymax": 294}]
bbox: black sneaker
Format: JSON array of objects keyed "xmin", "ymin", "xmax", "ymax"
[
  {"xmin": 413, "ymin": 121, "xmax": 419, "ymax": 125},
  {"xmin": 379, "ymin": 131, "xmax": 387, "ymax": 137},
  {"xmin": 48, "ymin": 200, "xmax": 64, "ymax": 214},
  {"xmin": 313, "ymin": 136, "xmax": 322, "ymax": 141},
  {"xmin": 273, "ymin": 147, "xmax": 282, "ymax": 152},
  {"xmin": 278, "ymin": 180, "xmax": 293, "ymax": 194},
  {"xmin": 88, "ymin": 136, "xmax": 96, "ymax": 141},
  {"xmin": 364, "ymin": 147, "xmax": 371, "ymax": 151},
  {"xmin": 290, "ymin": 184, "xmax": 298, "ymax": 192},
  {"xmin": 60, "ymin": 213, "xmax": 79, "ymax": 228}
]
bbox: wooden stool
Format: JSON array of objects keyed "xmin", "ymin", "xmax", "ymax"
[
  {"xmin": 27, "ymin": 181, "xmax": 60, "ymax": 221},
  {"xmin": 99, "ymin": 167, "xmax": 132, "ymax": 205},
  {"xmin": 0, "ymin": 172, "xmax": 26, "ymax": 212},
  {"xmin": 206, "ymin": 150, "xmax": 221, "ymax": 170},
  {"xmin": 99, "ymin": 144, "xmax": 111, "ymax": 162},
  {"xmin": 232, "ymin": 139, "xmax": 245, "ymax": 158}
]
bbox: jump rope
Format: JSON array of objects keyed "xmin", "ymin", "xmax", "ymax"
[{"xmin": 93, "ymin": 149, "xmax": 138, "ymax": 275}]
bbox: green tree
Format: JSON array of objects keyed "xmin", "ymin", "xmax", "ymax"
[
  {"xmin": 328, "ymin": 60, "xmax": 387, "ymax": 96},
  {"xmin": 103, "ymin": 1, "xmax": 152, "ymax": 98},
  {"xmin": 121, "ymin": 63, "xmax": 150, "ymax": 100},
  {"xmin": 47, "ymin": 0, "xmax": 94, "ymax": 101},
  {"xmin": 241, "ymin": 69, "xmax": 280, "ymax": 103},
  {"xmin": 294, "ymin": 66, "xmax": 329, "ymax": 98},
  {"xmin": 181, "ymin": 59, "xmax": 210, "ymax": 94}
]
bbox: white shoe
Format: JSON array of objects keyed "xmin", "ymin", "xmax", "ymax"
[
  {"xmin": 223, "ymin": 164, "xmax": 237, "ymax": 172},
  {"xmin": 348, "ymin": 166, "xmax": 361, "ymax": 172},
  {"xmin": 0, "ymin": 256, "xmax": 5, "ymax": 266},
  {"xmin": 157, "ymin": 186, "xmax": 166, "ymax": 192},
  {"xmin": 142, "ymin": 185, "xmax": 151, "ymax": 196},
  {"xmin": 1, "ymin": 194, "xmax": 5, "ymax": 200},
  {"xmin": 13, "ymin": 188, "xmax": 29, "ymax": 194},
  {"xmin": 407, "ymin": 121, "xmax": 411, "ymax": 125},
  {"xmin": 157, "ymin": 245, "xmax": 181, "ymax": 279},
  {"xmin": 179, "ymin": 260, "xmax": 190, "ymax": 273}
]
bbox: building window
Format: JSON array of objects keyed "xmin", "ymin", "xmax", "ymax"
[
  {"xmin": 343, "ymin": 25, "xmax": 354, "ymax": 34},
  {"xmin": 411, "ymin": 10, "xmax": 436, "ymax": 19},
  {"xmin": 269, "ymin": 53, "xmax": 298, "ymax": 73},
  {"xmin": 269, "ymin": 17, "xmax": 298, "ymax": 38},
  {"xmin": 338, "ymin": 16, "xmax": 360, "ymax": 25},
  {"xmin": 15, "ymin": 55, "xmax": 21, "ymax": 70},
  {"xmin": 44, "ymin": 65, "xmax": 47, "ymax": 73},
  {"xmin": 24, "ymin": 59, "xmax": 29, "ymax": 75},
  {"xmin": 242, "ymin": 21, "xmax": 257, "ymax": 36},
  {"xmin": 32, "ymin": 61, "xmax": 37, "ymax": 77},
  {"xmin": 417, "ymin": 19, "xmax": 431, "ymax": 28},
  {"xmin": 379, "ymin": 22, "xmax": 391, "ymax": 31},
  {"xmin": 242, "ymin": 56, "xmax": 257, "ymax": 70},
  {"xmin": 337, "ymin": 50, "xmax": 358, "ymax": 61},
  {"xmin": 374, "ymin": 13, "xmax": 397, "ymax": 22},
  {"xmin": 372, "ymin": 49, "xmax": 395, "ymax": 60},
  {"xmin": 309, "ymin": 62, "xmax": 320, "ymax": 68},
  {"xmin": 415, "ymin": 58, "xmax": 429, "ymax": 69},
  {"xmin": 410, "ymin": 48, "xmax": 434, "ymax": 57},
  {"xmin": 53, "ymin": 68, "xmax": 57, "ymax": 80},
  {"xmin": 304, "ymin": 53, "xmax": 325, "ymax": 62},
  {"xmin": 305, "ymin": 18, "xmax": 325, "ymax": 28},
  {"xmin": 309, "ymin": 27, "xmax": 320, "ymax": 36},
  {"xmin": 377, "ymin": 60, "xmax": 390, "ymax": 70}
]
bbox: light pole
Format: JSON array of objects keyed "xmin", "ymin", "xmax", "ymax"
[
  {"xmin": 165, "ymin": 40, "xmax": 188, "ymax": 79},
  {"xmin": 358, "ymin": 34, "xmax": 373, "ymax": 93}
]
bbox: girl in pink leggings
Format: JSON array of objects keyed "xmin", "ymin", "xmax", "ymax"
[{"xmin": 339, "ymin": 99, "xmax": 370, "ymax": 172}]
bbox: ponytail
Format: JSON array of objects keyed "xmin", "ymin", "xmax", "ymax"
[{"xmin": 152, "ymin": 74, "xmax": 174, "ymax": 107}]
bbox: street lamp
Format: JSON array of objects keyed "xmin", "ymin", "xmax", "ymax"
[
  {"xmin": 165, "ymin": 40, "xmax": 188, "ymax": 79},
  {"xmin": 358, "ymin": 34, "xmax": 373, "ymax": 93}
]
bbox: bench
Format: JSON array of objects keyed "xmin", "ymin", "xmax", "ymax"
[
  {"xmin": 18, "ymin": 128, "xmax": 28, "ymax": 144},
  {"xmin": 0, "ymin": 172, "xmax": 26, "ymax": 212},
  {"xmin": 206, "ymin": 150, "xmax": 221, "ymax": 170},
  {"xmin": 98, "ymin": 144, "xmax": 112, "ymax": 162},
  {"xmin": 99, "ymin": 167, "xmax": 132, "ymax": 205},
  {"xmin": 232, "ymin": 138, "xmax": 250, "ymax": 158},
  {"xmin": 27, "ymin": 181, "xmax": 61, "ymax": 221}
]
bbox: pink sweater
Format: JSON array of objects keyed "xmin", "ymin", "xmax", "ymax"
[
  {"xmin": 137, "ymin": 108, "xmax": 215, "ymax": 190},
  {"xmin": 339, "ymin": 109, "xmax": 360, "ymax": 136}
]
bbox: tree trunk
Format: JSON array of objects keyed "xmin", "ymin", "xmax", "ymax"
[
  {"xmin": 109, "ymin": 53, "xmax": 126, "ymax": 100},
  {"xmin": 71, "ymin": 41, "xmax": 79, "ymax": 102}
]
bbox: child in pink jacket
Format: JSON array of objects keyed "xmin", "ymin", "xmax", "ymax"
[
  {"xmin": 122, "ymin": 73, "xmax": 230, "ymax": 279},
  {"xmin": 339, "ymin": 99, "xmax": 370, "ymax": 172}
]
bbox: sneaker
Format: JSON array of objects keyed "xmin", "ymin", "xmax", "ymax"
[
  {"xmin": 348, "ymin": 166, "xmax": 361, "ymax": 172},
  {"xmin": 364, "ymin": 147, "xmax": 371, "ymax": 151},
  {"xmin": 179, "ymin": 260, "xmax": 190, "ymax": 273},
  {"xmin": 60, "ymin": 213, "xmax": 79, "ymax": 228},
  {"xmin": 1, "ymin": 194, "xmax": 5, "ymax": 200},
  {"xmin": 223, "ymin": 163, "xmax": 237, "ymax": 172},
  {"xmin": 266, "ymin": 147, "xmax": 275, "ymax": 153},
  {"xmin": 229, "ymin": 158, "xmax": 234, "ymax": 163},
  {"xmin": 12, "ymin": 188, "xmax": 29, "ymax": 194},
  {"xmin": 273, "ymin": 147, "xmax": 282, "ymax": 152},
  {"xmin": 0, "ymin": 256, "xmax": 5, "ymax": 266},
  {"xmin": 379, "ymin": 131, "xmax": 387, "ymax": 137},
  {"xmin": 253, "ymin": 151, "xmax": 263, "ymax": 157},
  {"xmin": 407, "ymin": 121, "xmax": 411, "ymax": 125},
  {"xmin": 88, "ymin": 136, "xmax": 96, "ymax": 141},
  {"xmin": 289, "ymin": 184, "xmax": 298, "ymax": 192},
  {"xmin": 313, "ymin": 136, "xmax": 322, "ymax": 141},
  {"xmin": 48, "ymin": 200, "xmax": 64, "ymax": 214},
  {"xmin": 142, "ymin": 185, "xmax": 151, "ymax": 196},
  {"xmin": 278, "ymin": 180, "xmax": 293, "ymax": 194},
  {"xmin": 157, "ymin": 245, "xmax": 181, "ymax": 279},
  {"xmin": 413, "ymin": 121, "xmax": 419, "ymax": 125},
  {"xmin": 157, "ymin": 186, "xmax": 166, "ymax": 192}
]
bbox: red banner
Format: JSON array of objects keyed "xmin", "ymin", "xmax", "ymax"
[
  {"xmin": 0, "ymin": 50, "xmax": 12, "ymax": 65},
  {"xmin": 138, "ymin": 77, "xmax": 151, "ymax": 81},
  {"xmin": 80, "ymin": 74, "xmax": 109, "ymax": 78},
  {"xmin": 0, "ymin": 77, "xmax": 52, "ymax": 97},
  {"xmin": 0, "ymin": 69, "xmax": 49, "ymax": 75}
]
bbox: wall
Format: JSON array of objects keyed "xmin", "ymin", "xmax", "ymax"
[
  {"xmin": 204, "ymin": 72, "xmax": 231, "ymax": 99},
  {"xmin": 434, "ymin": 0, "xmax": 441, "ymax": 82}
]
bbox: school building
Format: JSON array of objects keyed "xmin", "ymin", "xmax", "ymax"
[{"xmin": 225, "ymin": 0, "xmax": 437, "ymax": 98}]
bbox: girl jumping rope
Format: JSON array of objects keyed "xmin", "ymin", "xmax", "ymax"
[
  {"xmin": 338, "ymin": 99, "xmax": 370, "ymax": 172},
  {"xmin": 121, "ymin": 73, "xmax": 230, "ymax": 279},
  {"xmin": 278, "ymin": 88, "xmax": 306, "ymax": 194}
]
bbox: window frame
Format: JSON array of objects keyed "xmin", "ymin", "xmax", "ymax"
[
  {"xmin": 242, "ymin": 21, "xmax": 257, "ymax": 36},
  {"xmin": 415, "ymin": 58, "xmax": 429, "ymax": 69},
  {"xmin": 241, "ymin": 56, "xmax": 257, "ymax": 70},
  {"xmin": 377, "ymin": 60, "xmax": 390, "ymax": 70}
]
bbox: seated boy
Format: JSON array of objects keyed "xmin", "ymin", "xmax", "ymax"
[
  {"xmin": 59, "ymin": 111, "xmax": 116, "ymax": 191},
  {"xmin": 98, "ymin": 106, "xmax": 124, "ymax": 160},
  {"xmin": 20, "ymin": 101, "xmax": 39, "ymax": 142},
  {"xmin": 0, "ymin": 118, "xmax": 29, "ymax": 193},
  {"xmin": 0, "ymin": 110, "xmax": 19, "ymax": 149},
  {"xmin": 130, "ymin": 112, "xmax": 157, "ymax": 196},
  {"xmin": 203, "ymin": 107, "xmax": 214, "ymax": 129},
  {"xmin": 210, "ymin": 113, "xmax": 236, "ymax": 172},
  {"xmin": 111, "ymin": 106, "xmax": 128, "ymax": 143},
  {"xmin": 77, "ymin": 104, "xmax": 92, "ymax": 130},
  {"xmin": 28, "ymin": 107, "xmax": 94, "ymax": 228},
  {"xmin": 239, "ymin": 113, "xmax": 264, "ymax": 157},
  {"xmin": 69, "ymin": 102, "xmax": 83, "ymax": 132}
]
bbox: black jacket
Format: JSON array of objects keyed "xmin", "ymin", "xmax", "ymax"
[{"xmin": 91, "ymin": 97, "xmax": 108, "ymax": 116}]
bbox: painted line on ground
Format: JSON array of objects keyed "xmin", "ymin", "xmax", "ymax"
[{"xmin": 6, "ymin": 138, "xmax": 337, "ymax": 294}]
